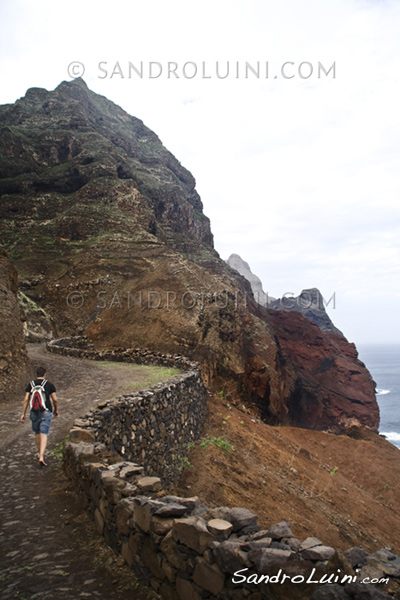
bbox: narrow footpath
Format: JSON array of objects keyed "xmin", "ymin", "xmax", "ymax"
[{"xmin": 0, "ymin": 344, "xmax": 158, "ymax": 600}]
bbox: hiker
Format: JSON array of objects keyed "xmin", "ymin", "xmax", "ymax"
[{"xmin": 20, "ymin": 366, "xmax": 58, "ymax": 467}]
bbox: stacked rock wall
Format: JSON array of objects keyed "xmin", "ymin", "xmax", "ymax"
[
  {"xmin": 47, "ymin": 336, "xmax": 199, "ymax": 370},
  {"xmin": 58, "ymin": 337, "xmax": 397, "ymax": 599},
  {"xmin": 64, "ymin": 445, "xmax": 397, "ymax": 600},
  {"xmin": 48, "ymin": 337, "xmax": 207, "ymax": 486}
]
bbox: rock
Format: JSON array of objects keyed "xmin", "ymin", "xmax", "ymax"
[
  {"xmin": 161, "ymin": 559, "xmax": 177, "ymax": 584},
  {"xmin": 344, "ymin": 547, "xmax": 369, "ymax": 568},
  {"xmin": 198, "ymin": 506, "xmax": 232, "ymax": 521},
  {"xmin": 121, "ymin": 541, "xmax": 135, "ymax": 568},
  {"xmin": 160, "ymin": 532, "xmax": 188, "ymax": 571},
  {"xmin": 248, "ymin": 547, "xmax": 295, "ymax": 572},
  {"xmin": 150, "ymin": 516, "xmax": 175, "ymax": 536},
  {"xmin": 159, "ymin": 582, "xmax": 179, "ymax": 600},
  {"xmin": 226, "ymin": 254, "xmax": 271, "ymax": 308},
  {"xmin": 122, "ymin": 483, "xmax": 138, "ymax": 497},
  {"xmin": 358, "ymin": 564, "xmax": 385, "ymax": 581},
  {"xmin": 33, "ymin": 553, "xmax": 50, "ymax": 561},
  {"xmin": 69, "ymin": 428, "xmax": 96, "ymax": 443},
  {"xmin": 344, "ymin": 582, "xmax": 393, "ymax": 599},
  {"xmin": 285, "ymin": 537, "xmax": 302, "ymax": 552},
  {"xmin": 300, "ymin": 537, "xmax": 323, "ymax": 551},
  {"xmin": 212, "ymin": 541, "xmax": 248, "ymax": 574},
  {"xmin": 301, "ymin": 545, "xmax": 336, "ymax": 561},
  {"xmin": 154, "ymin": 503, "xmax": 188, "ymax": 518},
  {"xmin": 162, "ymin": 496, "xmax": 200, "ymax": 512},
  {"xmin": 193, "ymin": 557, "xmax": 225, "ymax": 595},
  {"xmin": 246, "ymin": 537, "xmax": 272, "ymax": 550},
  {"xmin": 94, "ymin": 508, "xmax": 104, "ymax": 534},
  {"xmin": 101, "ymin": 476, "xmax": 126, "ymax": 504},
  {"xmin": 229, "ymin": 507, "xmax": 258, "ymax": 533},
  {"xmin": 270, "ymin": 287, "xmax": 343, "ymax": 336},
  {"xmin": 136, "ymin": 476, "xmax": 163, "ymax": 493},
  {"xmin": 266, "ymin": 521, "xmax": 294, "ymax": 540},
  {"xmin": 207, "ymin": 519, "xmax": 233, "ymax": 541},
  {"xmin": 176, "ymin": 577, "xmax": 202, "ymax": 600},
  {"xmin": 119, "ymin": 465, "xmax": 144, "ymax": 478},
  {"xmin": 133, "ymin": 497, "xmax": 153, "ymax": 532},
  {"xmin": 172, "ymin": 517, "xmax": 215, "ymax": 554},
  {"xmin": 367, "ymin": 549, "xmax": 400, "ymax": 577},
  {"xmin": 0, "ymin": 251, "xmax": 33, "ymax": 394},
  {"xmin": 266, "ymin": 309, "xmax": 379, "ymax": 433},
  {"xmin": 270, "ymin": 541, "xmax": 293, "ymax": 551},
  {"xmin": 227, "ymin": 255, "xmax": 343, "ymax": 337},
  {"xmin": 114, "ymin": 498, "xmax": 135, "ymax": 535},
  {"xmin": 311, "ymin": 584, "xmax": 353, "ymax": 599},
  {"xmin": 141, "ymin": 537, "xmax": 166, "ymax": 580},
  {"xmin": 74, "ymin": 419, "xmax": 92, "ymax": 427}
]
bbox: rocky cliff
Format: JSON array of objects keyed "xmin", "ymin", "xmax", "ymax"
[
  {"xmin": 226, "ymin": 253, "xmax": 273, "ymax": 308},
  {"xmin": 0, "ymin": 248, "xmax": 32, "ymax": 395},
  {"xmin": 0, "ymin": 79, "xmax": 378, "ymax": 433},
  {"xmin": 226, "ymin": 253, "xmax": 342, "ymax": 336}
]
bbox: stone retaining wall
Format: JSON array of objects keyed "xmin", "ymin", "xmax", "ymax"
[
  {"xmin": 49, "ymin": 336, "xmax": 207, "ymax": 486},
  {"xmin": 64, "ymin": 445, "xmax": 397, "ymax": 600},
  {"xmin": 57, "ymin": 337, "xmax": 397, "ymax": 599},
  {"xmin": 47, "ymin": 336, "xmax": 199, "ymax": 371}
]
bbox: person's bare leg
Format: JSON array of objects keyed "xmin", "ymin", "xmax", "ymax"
[
  {"xmin": 39, "ymin": 434, "xmax": 48, "ymax": 464},
  {"xmin": 35, "ymin": 433, "xmax": 40, "ymax": 458}
]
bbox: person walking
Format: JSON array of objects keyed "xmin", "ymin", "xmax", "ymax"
[{"xmin": 20, "ymin": 366, "xmax": 58, "ymax": 467}]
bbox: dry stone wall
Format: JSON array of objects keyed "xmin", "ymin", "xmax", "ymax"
[
  {"xmin": 48, "ymin": 337, "xmax": 207, "ymax": 486},
  {"xmin": 63, "ymin": 445, "xmax": 397, "ymax": 600},
  {"xmin": 56, "ymin": 337, "xmax": 397, "ymax": 599}
]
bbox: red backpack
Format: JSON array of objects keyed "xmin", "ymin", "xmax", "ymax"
[{"xmin": 29, "ymin": 380, "xmax": 48, "ymax": 412}]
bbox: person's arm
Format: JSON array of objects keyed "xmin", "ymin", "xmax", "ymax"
[
  {"xmin": 20, "ymin": 393, "xmax": 30, "ymax": 423},
  {"xmin": 51, "ymin": 393, "xmax": 58, "ymax": 416}
]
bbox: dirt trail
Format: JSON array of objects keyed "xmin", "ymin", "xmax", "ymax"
[{"xmin": 0, "ymin": 344, "xmax": 159, "ymax": 600}]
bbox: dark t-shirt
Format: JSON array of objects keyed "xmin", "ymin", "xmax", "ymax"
[{"xmin": 26, "ymin": 379, "xmax": 56, "ymax": 412}]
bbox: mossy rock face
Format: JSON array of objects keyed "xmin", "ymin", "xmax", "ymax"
[
  {"xmin": 18, "ymin": 291, "xmax": 54, "ymax": 342},
  {"xmin": 0, "ymin": 251, "xmax": 32, "ymax": 393},
  {"xmin": 0, "ymin": 80, "xmax": 379, "ymax": 433}
]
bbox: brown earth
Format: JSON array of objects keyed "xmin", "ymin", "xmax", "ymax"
[{"xmin": 174, "ymin": 390, "xmax": 400, "ymax": 557}]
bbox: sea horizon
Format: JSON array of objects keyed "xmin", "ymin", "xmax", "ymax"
[{"xmin": 357, "ymin": 343, "xmax": 400, "ymax": 450}]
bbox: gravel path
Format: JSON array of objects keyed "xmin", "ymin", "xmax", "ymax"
[{"xmin": 0, "ymin": 344, "xmax": 158, "ymax": 600}]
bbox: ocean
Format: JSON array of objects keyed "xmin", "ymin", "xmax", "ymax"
[{"xmin": 358, "ymin": 344, "xmax": 400, "ymax": 450}]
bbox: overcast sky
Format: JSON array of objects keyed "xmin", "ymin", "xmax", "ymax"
[{"xmin": 1, "ymin": 0, "xmax": 399, "ymax": 345}]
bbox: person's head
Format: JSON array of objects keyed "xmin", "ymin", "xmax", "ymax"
[{"xmin": 36, "ymin": 366, "xmax": 47, "ymax": 378}]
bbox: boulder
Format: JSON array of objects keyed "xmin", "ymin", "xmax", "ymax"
[
  {"xmin": 344, "ymin": 547, "xmax": 369, "ymax": 568},
  {"xmin": 207, "ymin": 519, "xmax": 233, "ymax": 541},
  {"xmin": 172, "ymin": 517, "xmax": 215, "ymax": 554},
  {"xmin": 154, "ymin": 503, "xmax": 188, "ymax": 518},
  {"xmin": 193, "ymin": 558, "xmax": 225, "ymax": 595},
  {"xmin": 136, "ymin": 476, "xmax": 163, "ymax": 493},
  {"xmin": 266, "ymin": 521, "xmax": 294, "ymax": 540},
  {"xmin": 212, "ymin": 540, "xmax": 249, "ymax": 574},
  {"xmin": 367, "ymin": 549, "xmax": 400, "ymax": 577},
  {"xmin": 229, "ymin": 507, "xmax": 258, "ymax": 533},
  {"xmin": 301, "ymin": 546, "xmax": 336, "ymax": 561},
  {"xmin": 248, "ymin": 547, "xmax": 295, "ymax": 572}
]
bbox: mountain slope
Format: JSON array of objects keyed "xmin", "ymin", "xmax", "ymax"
[{"xmin": 0, "ymin": 79, "xmax": 379, "ymax": 433}]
